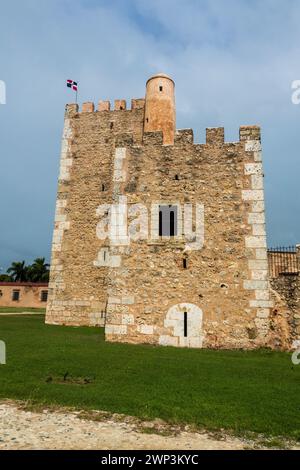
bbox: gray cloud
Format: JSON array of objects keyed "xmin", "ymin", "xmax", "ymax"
[{"xmin": 0, "ymin": 0, "xmax": 299, "ymax": 270}]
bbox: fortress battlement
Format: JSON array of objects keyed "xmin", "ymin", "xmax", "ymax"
[
  {"xmin": 65, "ymin": 102, "xmax": 260, "ymax": 147},
  {"xmin": 66, "ymin": 98, "xmax": 146, "ymax": 115},
  {"xmin": 46, "ymin": 74, "xmax": 276, "ymax": 351}
]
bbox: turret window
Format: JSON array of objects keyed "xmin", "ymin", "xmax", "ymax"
[{"xmin": 159, "ymin": 86, "xmax": 163, "ymax": 92}]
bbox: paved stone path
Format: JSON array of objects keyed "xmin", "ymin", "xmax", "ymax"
[
  {"xmin": 0, "ymin": 403, "xmax": 249, "ymax": 450},
  {"xmin": 0, "ymin": 402, "xmax": 297, "ymax": 450}
]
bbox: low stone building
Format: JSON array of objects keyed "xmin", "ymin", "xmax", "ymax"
[
  {"xmin": 268, "ymin": 247, "xmax": 300, "ymax": 349},
  {"xmin": 45, "ymin": 73, "xmax": 295, "ymax": 350},
  {"xmin": 0, "ymin": 282, "xmax": 48, "ymax": 309}
]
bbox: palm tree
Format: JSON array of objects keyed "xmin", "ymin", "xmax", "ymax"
[
  {"xmin": 7, "ymin": 261, "xmax": 28, "ymax": 282},
  {"xmin": 0, "ymin": 274, "xmax": 13, "ymax": 282},
  {"xmin": 28, "ymin": 258, "xmax": 50, "ymax": 282}
]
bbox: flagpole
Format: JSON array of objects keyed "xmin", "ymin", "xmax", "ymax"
[{"xmin": 67, "ymin": 80, "xmax": 78, "ymax": 104}]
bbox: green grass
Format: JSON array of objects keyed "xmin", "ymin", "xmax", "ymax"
[
  {"xmin": 0, "ymin": 307, "xmax": 46, "ymax": 313},
  {"xmin": 0, "ymin": 315, "xmax": 299, "ymax": 440}
]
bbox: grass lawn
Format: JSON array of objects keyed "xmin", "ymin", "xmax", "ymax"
[
  {"xmin": 0, "ymin": 315, "xmax": 299, "ymax": 440},
  {"xmin": 0, "ymin": 307, "xmax": 46, "ymax": 313}
]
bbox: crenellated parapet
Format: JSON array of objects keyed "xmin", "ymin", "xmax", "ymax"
[
  {"xmin": 65, "ymin": 103, "xmax": 78, "ymax": 117},
  {"xmin": 206, "ymin": 127, "xmax": 224, "ymax": 145},
  {"xmin": 65, "ymin": 98, "xmax": 145, "ymax": 115},
  {"xmin": 64, "ymin": 103, "xmax": 260, "ymax": 150},
  {"xmin": 175, "ymin": 129, "xmax": 194, "ymax": 145},
  {"xmin": 239, "ymin": 125, "xmax": 261, "ymax": 141}
]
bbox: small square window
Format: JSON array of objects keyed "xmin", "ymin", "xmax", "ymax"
[
  {"xmin": 41, "ymin": 290, "xmax": 48, "ymax": 302},
  {"xmin": 12, "ymin": 290, "xmax": 20, "ymax": 301}
]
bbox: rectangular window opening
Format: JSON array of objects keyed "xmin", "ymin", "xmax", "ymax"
[
  {"xmin": 170, "ymin": 211, "xmax": 175, "ymax": 237},
  {"xmin": 184, "ymin": 312, "xmax": 188, "ymax": 337},
  {"xmin": 158, "ymin": 205, "xmax": 178, "ymax": 237},
  {"xmin": 12, "ymin": 290, "xmax": 20, "ymax": 302},
  {"xmin": 41, "ymin": 290, "xmax": 48, "ymax": 302},
  {"xmin": 159, "ymin": 210, "xmax": 163, "ymax": 237}
]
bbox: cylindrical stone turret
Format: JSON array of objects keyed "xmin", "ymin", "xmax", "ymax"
[{"xmin": 144, "ymin": 73, "xmax": 176, "ymax": 145}]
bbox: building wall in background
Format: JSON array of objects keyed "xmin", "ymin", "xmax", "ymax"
[{"xmin": 0, "ymin": 283, "xmax": 48, "ymax": 309}]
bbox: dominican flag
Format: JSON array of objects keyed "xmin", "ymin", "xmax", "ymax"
[{"xmin": 67, "ymin": 79, "xmax": 78, "ymax": 91}]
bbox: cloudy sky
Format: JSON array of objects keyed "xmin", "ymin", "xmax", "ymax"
[{"xmin": 0, "ymin": 0, "xmax": 299, "ymax": 271}]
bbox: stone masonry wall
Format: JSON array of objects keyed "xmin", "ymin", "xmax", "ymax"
[
  {"xmin": 46, "ymin": 99, "xmax": 145, "ymax": 327},
  {"xmin": 269, "ymin": 274, "xmax": 300, "ymax": 349},
  {"xmin": 46, "ymin": 99, "xmax": 274, "ymax": 349},
  {"xmin": 264, "ymin": 247, "xmax": 300, "ymax": 349},
  {"xmin": 104, "ymin": 125, "xmax": 273, "ymax": 349}
]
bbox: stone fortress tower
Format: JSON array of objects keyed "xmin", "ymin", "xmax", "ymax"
[
  {"xmin": 144, "ymin": 74, "xmax": 176, "ymax": 145},
  {"xmin": 46, "ymin": 73, "xmax": 275, "ymax": 349}
]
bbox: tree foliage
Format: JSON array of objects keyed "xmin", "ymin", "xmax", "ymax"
[{"xmin": 5, "ymin": 258, "xmax": 50, "ymax": 283}]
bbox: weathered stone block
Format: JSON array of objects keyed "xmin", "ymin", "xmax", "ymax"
[
  {"xmin": 114, "ymin": 99, "xmax": 127, "ymax": 110},
  {"xmin": 138, "ymin": 325, "xmax": 154, "ymax": 335},
  {"xmin": 98, "ymin": 100, "xmax": 110, "ymax": 111},
  {"xmin": 244, "ymin": 163, "xmax": 263, "ymax": 175},
  {"xmin": 159, "ymin": 335, "xmax": 178, "ymax": 347},
  {"xmin": 82, "ymin": 102, "xmax": 94, "ymax": 113},
  {"xmin": 245, "ymin": 236, "xmax": 267, "ymax": 249},
  {"xmin": 206, "ymin": 127, "xmax": 224, "ymax": 145},
  {"xmin": 105, "ymin": 325, "xmax": 127, "ymax": 335},
  {"xmin": 122, "ymin": 314, "xmax": 135, "ymax": 325},
  {"xmin": 244, "ymin": 280, "xmax": 269, "ymax": 290},
  {"xmin": 242, "ymin": 190, "xmax": 264, "ymax": 202}
]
